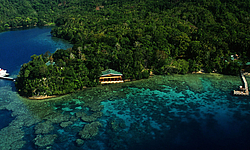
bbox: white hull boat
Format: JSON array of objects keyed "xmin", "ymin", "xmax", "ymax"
[{"xmin": 0, "ymin": 68, "xmax": 9, "ymax": 77}]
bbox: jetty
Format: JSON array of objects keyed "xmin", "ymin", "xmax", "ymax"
[
  {"xmin": 233, "ymin": 71, "xmax": 249, "ymax": 96},
  {"xmin": 0, "ymin": 76, "xmax": 15, "ymax": 81}
]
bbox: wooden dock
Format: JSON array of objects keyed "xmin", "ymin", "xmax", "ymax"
[
  {"xmin": 0, "ymin": 76, "xmax": 15, "ymax": 81},
  {"xmin": 233, "ymin": 71, "xmax": 249, "ymax": 96}
]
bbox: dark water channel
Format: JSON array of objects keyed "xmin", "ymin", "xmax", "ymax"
[{"xmin": 0, "ymin": 109, "xmax": 15, "ymax": 130}]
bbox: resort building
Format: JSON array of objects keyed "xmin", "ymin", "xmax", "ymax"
[{"xmin": 99, "ymin": 69, "xmax": 124, "ymax": 84}]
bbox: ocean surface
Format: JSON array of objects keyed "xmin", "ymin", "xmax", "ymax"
[{"xmin": 1, "ymin": 27, "xmax": 250, "ymax": 150}]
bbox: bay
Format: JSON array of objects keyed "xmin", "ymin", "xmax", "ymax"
[
  {"xmin": 0, "ymin": 27, "xmax": 72, "ymax": 88},
  {"xmin": 0, "ymin": 27, "xmax": 72, "ymax": 74},
  {"xmin": 0, "ymin": 27, "xmax": 250, "ymax": 150}
]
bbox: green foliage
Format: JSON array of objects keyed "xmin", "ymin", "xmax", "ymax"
[
  {"xmin": 50, "ymin": 0, "xmax": 249, "ymax": 74},
  {"xmin": 140, "ymin": 70, "xmax": 150, "ymax": 79},
  {"xmin": 174, "ymin": 59, "xmax": 190, "ymax": 74},
  {"xmin": 15, "ymin": 50, "xmax": 90, "ymax": 97},
  {"xmin": 12, "ymin": 0, "xmax": 250, "ymax": 96}
]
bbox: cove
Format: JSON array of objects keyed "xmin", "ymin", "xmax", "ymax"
[
  {"xmin": 0, "ymin": 27, "xmax": 72, "ymax": 74},
  {"xmin": 0, "ymin": 27, "xmax": 72, "ymax": 88}
]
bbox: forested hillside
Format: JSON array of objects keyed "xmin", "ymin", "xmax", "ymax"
[
  {"xmin": 0, "ymin": 0, "xmax": 96, "ymax": 31},
  {"xmin": 11, "ymin": 0, "xmax": 250, "ymax": 97},
  {"xmin": 51, "ymin": 0, "xmax": 250, "ymax": 74}
]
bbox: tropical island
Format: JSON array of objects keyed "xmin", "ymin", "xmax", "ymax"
[{"xmin": 10, "ymin": 0, "xmax": 250, "ymax": 98}]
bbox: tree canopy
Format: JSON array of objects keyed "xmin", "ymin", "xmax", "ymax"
[{"xmin": 9, "ymin": 0, "xmax": 250, "ymax": 97}]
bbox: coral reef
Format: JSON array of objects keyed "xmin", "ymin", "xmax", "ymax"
[
  {"xmin": 0, "ymin": 73, "xmax": 249, "ymax": 149},
  {"xmin": 79, "ymin": 121, "xmax": 102, "ymax": 140},
  {"xmin": 0, "ymin": 126, "xmax": 25, "ymax": 150},
  {"xmin": 0, "ymin": 87, "xmax": 40, "ymax": 150},
  {"xmin": 34, "ymin": 134, "xmax": 58, "ymax": 147},
  {"xmin": 35, "ymin": 121, "xmax": 54, "ymax": 134},
  {"xmin": 76, "ymin": 139, "xmax": 85, "ymax": 146},
  {"xmin": 90, "ymin": 104, "xmax": 104, "ymax": 112},
  {"xmin": 60, "ymin": 121, "xmax": 73, "ymax": 128},
  {"xmin": 44, "ymin": 113, "xmax": 70, "ymax": 124},
  {"xmin": 10, "ymin": 140, "xmax": 26, "ymax": 150},
  {"xmin": 107, "ymin": 118, "xmax": 126, "ymax": 132},
  {"xmin": 76, "ymin": 112, "xmax": 103, "ymax": 122},
  {"xmin": 70, "ymin": 116, "xmax": 78, "ymax": 122}
]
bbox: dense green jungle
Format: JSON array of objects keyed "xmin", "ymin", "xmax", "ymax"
[{"xmin": 3, "ymin": 0, "xmax": 249, "ymax": 97}]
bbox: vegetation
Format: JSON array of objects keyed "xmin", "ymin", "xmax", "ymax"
[
  {"xmin": 0, "ymin": 0, "xmax": 90, "ymax": 31},
  {"xmin": 15, "ymin": 50, "xmax": 91, "ymax": 96},
  {"xmin": 9, "ymin": 0, "xmax": 250, "ymax": 97}
]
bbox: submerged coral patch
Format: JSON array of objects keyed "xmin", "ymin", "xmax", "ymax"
[
  {"xmin": 34, "ymin": 134, "xmax": 58, "ymax": 147},
  {"xmin": 79, "ymin": 121, "xmax": 102, "ymax": 140},
  {"xmin": 1, "ymin": 74, "xmax": 250, "ymax": 149}
]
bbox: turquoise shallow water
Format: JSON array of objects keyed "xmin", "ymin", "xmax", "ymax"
[
  {"xmin": 97, "ymin": 78, "xmax": 250, "ymax": 150},
  {"xmin": 0, "ymin": 28, "xmax": 250, "ymax": 150}
]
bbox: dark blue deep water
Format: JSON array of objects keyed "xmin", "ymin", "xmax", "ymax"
[
  {"xmin": 0, "ymin": 110, "xmax": 15, "ymax": 129},
  {"xmin": 0, "ymin": 27, "xmax": 250, "ymax": 150},
  {"xmin": 0, "ymin": 27, "xmax": 72, "ymax": 74}
]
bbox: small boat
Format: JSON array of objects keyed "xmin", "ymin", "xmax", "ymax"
[{"xmin": 0, "ymin": 68, "xmax": 9, "ymax": 77}]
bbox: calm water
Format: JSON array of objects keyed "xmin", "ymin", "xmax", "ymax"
[
  {"xmin": 0, "ymin": 27, "xmax": 72, "ymax": 74},
  {"xmin": 0, "ymin": 28, "xmax": 250, "ymax": 150}
]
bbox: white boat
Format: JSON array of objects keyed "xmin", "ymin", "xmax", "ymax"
[{"xmin": 0, "ymin": 68, "xmax": 9, "ymax": 77}]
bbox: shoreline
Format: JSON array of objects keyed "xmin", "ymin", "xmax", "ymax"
[
  {"xmin": 20, "ymin": 71, "xmax": 242, "ymax": 101},
  {"xmin": 3, "ymin": 23, "xmax": 56, "ymax": 32},
  {"xmin": 24, "ymin": 72, "xmax": 219, "ymax": 100},
  {"xmin": 28, "ymin": 95, "xmax": 57, "ymax": 100}
]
